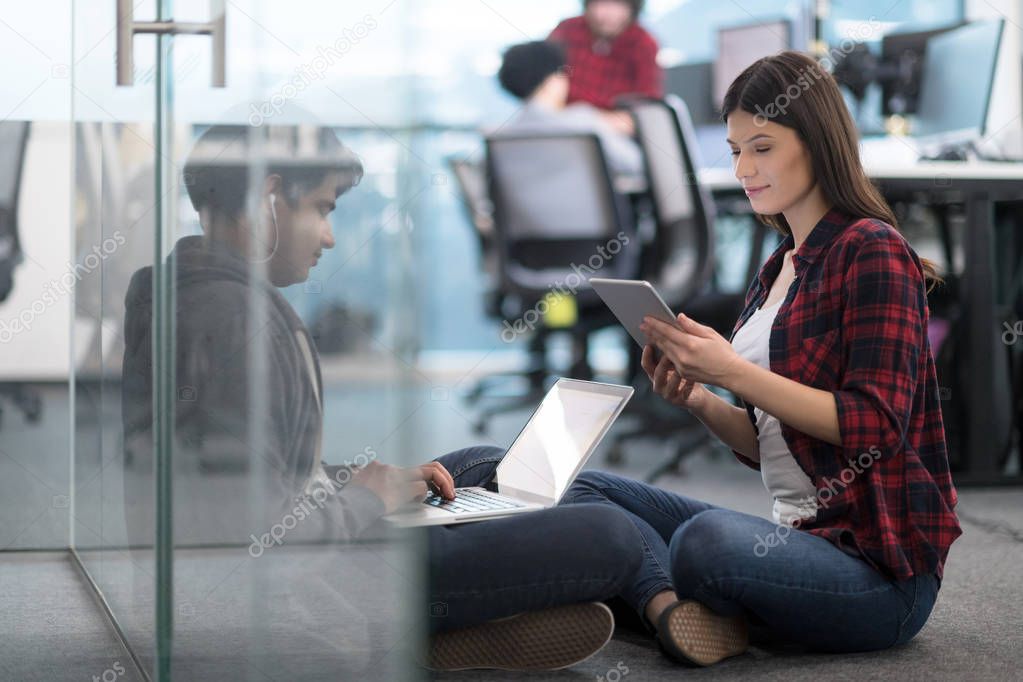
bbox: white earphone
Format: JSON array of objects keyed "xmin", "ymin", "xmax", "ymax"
[{"xmin": 252, "ymin": 192, "xmax": 280, "ymax": 264}]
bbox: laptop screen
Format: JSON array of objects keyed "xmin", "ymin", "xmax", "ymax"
[{"xmin": 494, "ymin": 380, "xmax": 631, "ymax": 504}]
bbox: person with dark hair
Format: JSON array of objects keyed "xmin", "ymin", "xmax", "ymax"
[
  {"xmin": 121, "ymin": 119, "xmax": 645, "ymax": 673},
  {"xmin": 122, "ymin": 124, "xmax": 376, "ymax": 547},
  {"xmin": 549, "ymin": 0, "xmax": 662, "ymax": 134},
  {"xmin": 495, "ymin": 40, "xmax": 643, "ymax": 179},
  {"xmin": 559, "ymin": 51, "xmax": 961, "ymax": 666}
]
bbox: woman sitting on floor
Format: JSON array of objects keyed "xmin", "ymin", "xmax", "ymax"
[{"xmin": 560, "ymin": 50, "xmax": 962, "ymax": 666}]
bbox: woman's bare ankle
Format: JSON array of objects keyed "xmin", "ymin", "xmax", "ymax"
[{"xmin": 645, "ymin": 590, "xmax": 678, "ymax": 626}]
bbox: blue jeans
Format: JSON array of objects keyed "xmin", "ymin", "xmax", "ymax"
[
  {"xmin": 426, "ymin": 447, "xmax": 644, "ymax": 633},
  {"xmin": 560, "ymin": 470, "xmax": 940, "ymax": 652}
]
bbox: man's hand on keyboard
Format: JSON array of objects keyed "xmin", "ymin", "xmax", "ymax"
[
  {"xmin": 349, "ymin": 460, "xmax": 456, "ymax": 514},
  {"xmin": 416, "ymin": 461, "xmax": 456, "ymax": 501}
]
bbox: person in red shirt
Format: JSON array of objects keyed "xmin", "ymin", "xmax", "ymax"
[
  {"xmin": 549, "ymin": 0, "xmax": 663, "ymax": 135},
  {"xmin": 560, "ymin": 51, "xmax": 961, "ymax": 666}
]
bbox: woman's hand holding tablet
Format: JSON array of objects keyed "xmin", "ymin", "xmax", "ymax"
[
  {"xmin": 588, "ymin": 278, "xmax": 682, "ymax": 348},
  {"xmin": 590, "ymin": 277, "xmax": 746, "ymax": 401},
  {"xmin": 640, "ymin": 343, "xmax": 710, "ymax": 411}
]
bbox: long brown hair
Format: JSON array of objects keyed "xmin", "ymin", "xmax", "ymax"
[{"xmin": 721, "ymin": 51, "xmax": 942, "ymax": 292}]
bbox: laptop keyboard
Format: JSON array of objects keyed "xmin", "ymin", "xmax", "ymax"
[{"xmin": 424, "ymin": 488, "xmax": 526, "ymax": 514}]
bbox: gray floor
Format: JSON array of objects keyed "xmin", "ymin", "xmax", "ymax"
[
  {"xmin": 0, "ymin": 383, "xmax": 70, "ymax": 550},
  {"xmin": 3, "ymin": 454, "xmax": 1021, "ymax": 680},
  {"xmin": 429, "ymin": 468, "xmax": 1023, "ymax": 681},
  {"xmin": 0, "ymin": 552, "xmax": 144, "ymax": 682},
  {"xmin": 1, "ymin": 382, "xmax": 1022, "ymax": 680}
]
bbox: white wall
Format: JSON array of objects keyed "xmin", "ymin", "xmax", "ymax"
[{"xmin": 0, "ymin": 121, "xmax": 74, "ymax": 379}]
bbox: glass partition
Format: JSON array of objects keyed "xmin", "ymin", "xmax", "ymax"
[
  {"xmin": 70, "ymin": 0, "xmax": 434, "ymax": 678},
  {"xmin": 71, "ymin": 0, "xmax": 162, "ymax": 673}
]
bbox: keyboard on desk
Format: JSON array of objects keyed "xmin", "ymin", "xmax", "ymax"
[{"xmin": 423, "ymin": 488, "xmax": 526, "ymax": 514}]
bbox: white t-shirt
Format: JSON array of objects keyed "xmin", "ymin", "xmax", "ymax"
[{"xmin": 730, "ymin": 298, "xmax": 819, "ymax": 526}]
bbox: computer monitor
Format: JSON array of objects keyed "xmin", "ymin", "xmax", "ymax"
[
  {"xmin": 879, "ymin": 23, "xmax": 964, "ymax": 116},
  {"xmin": 713, "ymin": 20, "xmax": 791, "ymax": 107},
  {"xmin": 913, "ymin": 19, "xmax": 1004, "ymax": 145},
  {"xmin": 664, "ymin": 61, "xmax": 716, "ymax": 126}
]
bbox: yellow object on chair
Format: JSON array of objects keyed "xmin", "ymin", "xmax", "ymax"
[{"xmin": 542, "ymin": 292, "xmax": 578, "ymax": 328}]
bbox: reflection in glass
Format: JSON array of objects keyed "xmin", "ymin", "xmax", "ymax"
[{"xmin": 121, "ymin": 118, "xmax": 418, "ymax": 679}]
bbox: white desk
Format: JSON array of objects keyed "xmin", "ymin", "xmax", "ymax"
[{"xmin": 698, "ymin": 160, "xmax": 1023, "ymax": 193}]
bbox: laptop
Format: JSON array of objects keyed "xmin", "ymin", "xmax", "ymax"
[{"xmin": 385, "ymin": 378, "xmax": 633, "ymax": 527}]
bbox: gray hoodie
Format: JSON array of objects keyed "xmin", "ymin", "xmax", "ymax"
[{"xmin": 121, "ymin": 235, "xmax": 385, "ymax": 548}]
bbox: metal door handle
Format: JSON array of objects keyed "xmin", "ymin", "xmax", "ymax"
[{"xmin": 116, "ymin": 0, "xmax": 225, "ymax": 87}]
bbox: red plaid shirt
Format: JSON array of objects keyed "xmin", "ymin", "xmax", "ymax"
[
  {"xmin": 548, "ymin": 16, "xmax": 662, "ymax": 110},
  {"xmin": 729, "ymin": 208, "xmax": 962, "ymax": 582}
]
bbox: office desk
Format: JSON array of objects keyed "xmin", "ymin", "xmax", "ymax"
[
  {"xmin": 699, "ymin": 161, "xmax": 1023, "ymax": 193},
  {"xmin": 700, "ymin": 161, "xmax": 1023, "ymax": 484}
]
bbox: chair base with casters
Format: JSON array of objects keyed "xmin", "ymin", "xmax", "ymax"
[
  {"xmin": 465, "ymin": 308, "xmax": 614, "ymax": 435},
  {"xmin": 604, "ymin": 381, "xmax": 715, "ymax": 480},
  {"xmin": 463, "ymin": 329, "xmax": 551, "ymax": 435}
]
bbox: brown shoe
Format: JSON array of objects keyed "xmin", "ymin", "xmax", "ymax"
[
  {"xmin": 656, "ymin": 599, "xmax": 748, "ymax": 666},
  {"xmin": 427, "ymin": 602, "xmax": 614, "ymax": 671}
]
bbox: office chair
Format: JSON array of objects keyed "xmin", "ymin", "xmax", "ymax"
[
  {"xmin": 0, "ymin": 121, "xmax": 42, "ymax": 428},
  {"xmin": 605, "ymin": 96, "xmax": 765, "ymax": 480},
  {"xmin": 469, "ymin": 132, "xmax": 640, "ymax": 432}
]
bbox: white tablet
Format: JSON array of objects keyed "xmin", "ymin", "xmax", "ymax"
[{"xmin": 589, "ymin": 278, "xmax": 681, "ymax": 348}]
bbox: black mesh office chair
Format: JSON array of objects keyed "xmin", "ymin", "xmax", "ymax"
[
  {"xmin": 469, "ymin": 132, "xmax": 640, "ymax": 432},
  {"xmin": 0, "ymin": 121, "xmax": 42, "ymax": 427},
  {"xmin": 605, "ymin": 97, "xmax": 765, "ymax": 480}
]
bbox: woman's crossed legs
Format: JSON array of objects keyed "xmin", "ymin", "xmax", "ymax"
[{"xmin": 560, "ymin": 470, "xmax": 938, "ymax": 657}]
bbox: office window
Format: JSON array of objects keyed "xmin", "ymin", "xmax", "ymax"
[
  {"xmin": 822, "ymin": 0, "xmax": 963, "ymax": 46},
  {"xmin": 649, "ymin": 0, "xmax": 807, "ymax": 65}
]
